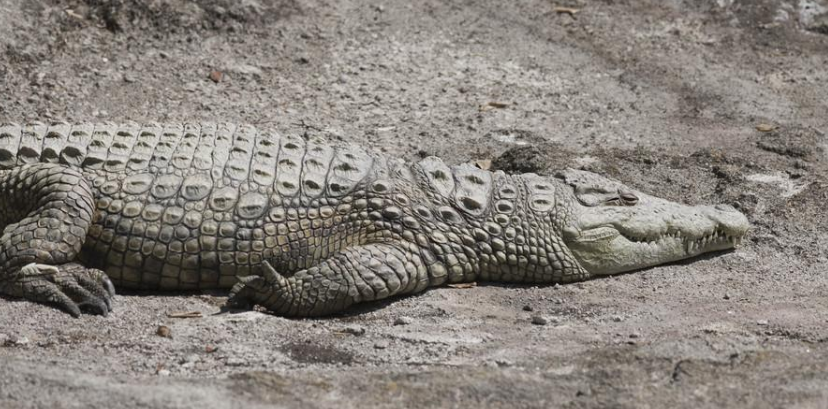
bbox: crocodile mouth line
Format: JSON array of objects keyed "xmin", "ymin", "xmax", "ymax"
[
  {"xmin": 576, "ymin": 226, "xmax": 743, "ymax": 253},
  {"xmin": 619, "ymin": 227, "xmax": 743, "ymax": 253}
]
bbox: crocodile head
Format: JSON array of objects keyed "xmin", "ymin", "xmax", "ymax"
[{"xmin": 556, "ymin": 169, "xmax": 750, "ymax": 276}]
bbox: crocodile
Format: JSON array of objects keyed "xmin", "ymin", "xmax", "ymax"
[{"xmin": 0, "ymin": 122, "xmax": 750, "ymax": 317}]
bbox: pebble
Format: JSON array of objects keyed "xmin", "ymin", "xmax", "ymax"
[
  {"xmin": 225, "ymin": 357, "xmax": 247, "ymax": 367},
  {"xmin": 612, "ymin": 315, "xmax": 624, "ymax": 322},
  {"xmin": 723, "ymin": 292, "xmax": 731, "ymax": 300},
  {"xmin": 181, "ymin": 354, "xmax": 200, "ymax": 364},
  {"xmin": 756, "ymin": 319, "xmax": 769, "ymax": 326},
  {"xmin": 8, "ymin": 335, "xmax": 30, "ymax": 346},
  {"xmin": 156, "ymin": 325, "xmax": 171, "ymax": 338},
  {"xmin": 224, "ymin": 63, "xmax": 263, "ymax": 76},
  {"xmin": 629, "ymin": 332, "xmax": 640, "ymax": 339},
  {"xmin": 340, "ymin": 326, "xmax": 366, "ymax": 336},
  {"xmin": 373, "ymin": 342, "xmax": 388, "ymax": 350},
  {"xmin": 157, "ymin": 369, "xmax": 171, "ymax": 376},
  {"xmin": 394, "ymin": 316, "xmax": 414, "ymax": 326},
  {"xmin": 531, "ymin": 316, "xmax": 550, "ymax": 325},
  {"xmin": 495, "ymin": 359, "xmax": 513, "ymax": 367},
  {"xmin": 522, "ymin": 305, "xmax": 534, "ymax": 312}
]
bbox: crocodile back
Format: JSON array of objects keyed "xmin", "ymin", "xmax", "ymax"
[{"xmin": 0, "ymin": 122, "xmax": 377, "ymax": 199}]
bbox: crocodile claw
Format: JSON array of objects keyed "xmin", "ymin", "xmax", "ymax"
[
  {"xmin": 227, "ymin": 261, "xmax": 285, "ymax": 310},
  {"xmin": 16, "ymin": 262, "xmax": 115, "ymax": 318}
]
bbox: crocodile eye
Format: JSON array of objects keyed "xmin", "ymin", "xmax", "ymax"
[
  {"xmin": 604, "ymin": 197, "xmax": 622, "ymax": 206},
  {"xmin": 619, "ymin": 190, "xmax": 639, "ymax": 205}
]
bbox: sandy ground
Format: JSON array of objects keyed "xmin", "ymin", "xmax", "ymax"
[{"xmin": 0, "ymin": 0, "xmax": 827, "ymax": 407}]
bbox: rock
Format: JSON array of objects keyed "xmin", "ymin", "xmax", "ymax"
[
  {"xmin": 756, "ymin": 319, "xmax": 769, "ymax": 326},
  {"xmin": 612, "ymin": 315, "xmax": 624, "ymax": 322},
  {"xmin": 393, "ymin": 316, "xmax": 414, "ymax": 326},
  {"xmin": 629, "ymin": 332, "xmax": 640, "ymax": 339},
  {"xmin": 373, "ymin": 342, "xmax": 388, "ymax": 350},
  {"xmin": 522, "ymin": 305, "xmax": 534, "ymax": 312},
  {"xmin": 209, "ymin": 70, "xmax": 223, "ymax": 83},
  {"xmin": 491, "ymin": 145, "xmax": 547, "ymax": 174}
]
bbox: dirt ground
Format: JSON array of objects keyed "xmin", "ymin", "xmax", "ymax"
[{"xmin": 0, "ymin": 0, "xmax": 827, "ymax": 407}]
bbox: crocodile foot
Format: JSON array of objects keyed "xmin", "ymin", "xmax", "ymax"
[
  {"xmin": 227, "ymin": 261, "xmax": 285, "ymax": 310},
  {"xmin": 10, "ymin": 262, "xmax": 115, "ymax": 317}
]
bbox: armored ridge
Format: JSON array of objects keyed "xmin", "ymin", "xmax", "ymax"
[{"xmin": 0, "ymin": 122, "xmax": 750, "ymax": 317}]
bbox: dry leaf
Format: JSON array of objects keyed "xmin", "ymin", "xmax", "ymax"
[
  {"xmin": 479, "ymin": 102, "xmax": 509, "ymax": 112},
  {"xmin": 756, "ymin": 123, "xmax": 777, "ymax": 132},
  {"xmin": 553, "ymin": 6, "xmax": 580, "ymax": 15},
  {"xmin": 65, "ymin": 9, "xmax": 84, "ymax": 20},
  {"xmin": 447, "ymin": 282, "xmax": 477, "ymax": 289}
]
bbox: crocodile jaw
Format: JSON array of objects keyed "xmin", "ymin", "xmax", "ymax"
[
  {"xmin": 564, "ymin": 218, "xmax": 748, "ymax": 275},
  {"xmin": 557, "ymin": 170, "xmax": 750, "ymax": 276}
]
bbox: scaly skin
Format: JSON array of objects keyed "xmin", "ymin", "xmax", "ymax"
[{"xmin": 0, "ymin": 122, "xmax": 750, "ymax": 317}]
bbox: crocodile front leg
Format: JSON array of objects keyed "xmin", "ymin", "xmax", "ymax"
[
  {"xmin": 0, "ymin": 164, "xmax": 114, "ymax": 317},
  {"xmin": 228, "ymin": 243, "xmax": 434, "ymax": 317}
]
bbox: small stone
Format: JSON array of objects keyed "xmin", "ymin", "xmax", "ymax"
[
  {"xmin": 224, "ymin": 63, "xmax": 263, "ymax": 76},
  {"xmin": 340, "ymin": 326, "xmax": 366, "ymax": 336},
  {"xmin": 182, "ymin": 354, "xmax": 199, "ymax": 364},
  {"xmin": 156, "ymin": 325, "xmax": 171, "ymax": 338},
  {"xmin": 612, "ymin": 315, "xmax": 624, "ymax": 322},
  {"xmin": 183, "ymin": 82, "xmax": 199, "ymax": 92},
  {"xmin": 629, "ymin": 332, "xmax": 640, "ymax": 339},
  {"xmin": 756, "ymin": 320, "xmax": 769, "ymax": 326},
  {"xmin": 226, "ymin": 357, "xmax": 246, "ymax": 367},
  {"xmin": 6, "ymin": 335, "xmax": 29, "ymax": 346},
  {"xmin": 157, "ymin": 369, "xmax": 171, "ymax": 376},
  {"xmin": 723, "ymin": 292, "xmax": 731, "ymax": 300},
  {"xmin": 373, "ymin": 342, "xmax": 388, "ymax": 350},
  {"xmin": 123, "ymin": 73, "xmax": 136, "ymax": 83},
  {"xmin": 522, "ymin": 305, "xmax": 534, "ymax": 312},
  {"xmin": 205, "ymin": 345, "xmax": 218, "ymax": 353},
  {"xmin": 531, "ymin": 316, "xmax": 549, "ymax": 325},
  {"xmin": 495, "ymin": 359, "xmax": 513, "ymax": 367},
  {"xmin": 209, "ymin": 70, "xmax": 223, "ymax": 83},
  {"xmin": 393, "ymin": 316, "xmax": 413, "ymax": 326}
]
